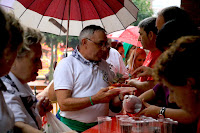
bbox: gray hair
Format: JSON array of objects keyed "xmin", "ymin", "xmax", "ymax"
[
  {"xmin": 17, "ymin": 27, "xmax": 45, "ymax": 57},
  {"xmin": 78, "ymin": 25, "xmax": 106, "ymax": 45}
]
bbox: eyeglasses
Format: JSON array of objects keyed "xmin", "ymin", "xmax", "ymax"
[{"xmin": 86, "ymin": 38, "xmax": 109, "ymax": 48}]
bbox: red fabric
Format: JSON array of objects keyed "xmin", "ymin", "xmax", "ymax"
[
  {"xmin": 17, "ymin": 0, "xmax": 125, "ymax": 21},
  {"xmin": 139, "ymin": 49, "xmax": 162, "ymax": 82}
]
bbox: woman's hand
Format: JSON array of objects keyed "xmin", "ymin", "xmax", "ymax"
[{"xmin": 136, "ymin": 99, "xmax": 161, "ymax": 119}]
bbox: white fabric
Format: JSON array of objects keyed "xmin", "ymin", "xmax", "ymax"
[
  {"xmin": 54, "ymin": 50, "xmax": 114, "ymax": 123},
  {"xmin": 2, "ymin": 72, "xmax": 42, "ymax": 129},
  {"xmin": 0, "ymin": 90, "xmax": 15, "ymax": 133},
  {"xmin": 106, "ymin": 48, "xmax": 129, "ymax": 78}
]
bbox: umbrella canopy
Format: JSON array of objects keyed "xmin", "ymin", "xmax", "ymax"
[
  {"xmin": 107, "ymin": 25, "xmax": 142, "ymax": 47},
  {"xmin": 12, "ymin": 0, "xmax": 139, "ymax": 36}
]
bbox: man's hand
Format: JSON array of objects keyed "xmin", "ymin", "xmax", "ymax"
[
  {"xmin": 92, "ymin": 87, "xmax": 120, "ymax": 104},
  {"xmin": 37, "ymin": 97, "xmax": 53, "ymax": 117}
]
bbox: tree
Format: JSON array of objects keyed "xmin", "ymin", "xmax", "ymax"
[
  {"xmin": 131, "ymin": 0, "xmax": 154, "ymax": 26},
  {"xmin": 42, "ymin": 33, "xmax": 79, "ymax": 82}
]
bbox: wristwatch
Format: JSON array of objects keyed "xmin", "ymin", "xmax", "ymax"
[{"xmin": 159, "ymin": 107, "xmax": 166, "ymax": 117}]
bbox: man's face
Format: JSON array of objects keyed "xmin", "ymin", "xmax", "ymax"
[
  {"xmin": 85, "ymin": 30, "xmax": 108, "ymax": 61},
  {"xmin": 138, "ymin": 28, "xmax": 150, "ymax": 50},
  {"xmin": 156, "ymin": 15, "xmax": 165, "ymax": 31}
]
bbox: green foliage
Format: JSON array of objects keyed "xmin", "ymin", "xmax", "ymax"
[
  {"xmin": 131, "ymin": 0, "xmax": 154, "ymax": 26},
  {"xmin": 43, "ymin": 32, "xmax": 78, "ymax": 49}
]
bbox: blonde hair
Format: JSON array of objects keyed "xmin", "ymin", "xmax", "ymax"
[{"xmin": 127, "ymin": 48, "xmax": 146, "ymax": 70}]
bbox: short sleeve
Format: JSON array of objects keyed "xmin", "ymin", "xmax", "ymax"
[{"xmin": 54, "ymin": 58, "xmax": 74, "ymax": 91}]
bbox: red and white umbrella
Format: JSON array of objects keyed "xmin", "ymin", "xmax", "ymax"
[
  {"xmin": 107, "ymin": 25, "xmax": 142, "ymax": 47},
  {"xmin": 12, "ymin": 0, "xmax": 139, "ymax": 36}
]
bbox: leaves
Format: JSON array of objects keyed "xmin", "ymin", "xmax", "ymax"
[{"xmin": 131, "ymin": 0, "xmax": 154, "ymax": 26}]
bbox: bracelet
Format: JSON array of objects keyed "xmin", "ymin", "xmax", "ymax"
[
  {"xmin": 159, "ymin": 107, "xmax": 166, "ymax": 117},
  {"xmin": 118, "ymin": 94, "xmax": 123, "ymax": 102},
  {"xmin": 90, "ymin": 96, "xmax": 94, "ymax": 105}
]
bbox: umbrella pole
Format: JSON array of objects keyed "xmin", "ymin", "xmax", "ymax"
[{"xmin": 65, "ymin": 0, "xmax": 71, "ymax": 57}]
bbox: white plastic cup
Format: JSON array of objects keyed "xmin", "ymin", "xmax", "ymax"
[
  {"xmin": 120, "ymin": 119, "xmax": 133, "ymax": 133},
  {"xmin": 97, "ymin": 116, "xmax": 112, "ymax": 133},
  {"xmin": 116, "ymin": 115, "xmax": 129, "ymax": 132}
]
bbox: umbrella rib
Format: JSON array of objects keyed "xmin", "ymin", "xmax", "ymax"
[
  {"xmin": 77, "ymin": 0, "xmax": 83, "ymax": 30},
  {"xmin": 36, "ymin": 0, "xmax": 54, "ymax": 29},
  {"xmin": 19, "ymin": 0, "xmax": 37, "ymax": 18},
  {"xmin": 117, "ymin": 0, "xmax": 139, "ymax": 24},
  {"xmin": 59, "ymin": 0, "xmax": 68, "ymax": 35},
  {"xmin": 90, "ymin": 0, "xmax": 106, "ymax": 30},
  {"xmin": 102, "ymin": 0, "xmax": 125, "ymax": 29}
]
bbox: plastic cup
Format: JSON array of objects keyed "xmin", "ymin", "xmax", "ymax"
[
  {"xmin": 120, "ymin": 119, "xmax": 133, "ymax": 133},
  {"xmin": 116, "ymin": 115, "xmax": 129, "ymax": 132},
  {"xmin": 97, "ymin": 116, "xmax": 112, "ymax": 133}
]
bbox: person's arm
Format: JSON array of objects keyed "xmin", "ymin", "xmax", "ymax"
[
  {"xmin": 47, "ymin": 80, "xmax": 57, "ymax": 101},
  {"xmin": 131, "ymin": 66, "xmax": 153, "ymax": 78},
  {"xmin": 138, "ymin": 89, "xmax": 156, "ymax": 102},
  {"xmin": 109, "ymin": 94, "xmax": 123, "ymax": 113},
  {"xmin": 56, "ymin": 88, "xmax": 120, "ymax": 111},
  {"xmin": 109, "ymin": 87, "xmax": 136, "ymax": 113},
  {"xmin": 138, "ymin": 100, "xmax": 197, "ymax": 124},
  {"xmin": 36, "ymin": 80, "xmax": 55, "ymax": 101},
  {"xmin": 127, "ymin": 79, "xmax": 156, "ymax": 96},
  {"xmin": 14, "ymin": 122, "xmax": 42, "ymax": 133}
]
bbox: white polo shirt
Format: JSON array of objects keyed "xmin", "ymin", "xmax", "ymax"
[{"xmin": 54, "ymin": 49, "xmax": 115, "ymax": 123}]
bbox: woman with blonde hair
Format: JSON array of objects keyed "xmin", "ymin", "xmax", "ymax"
[{"xmin": 127, "ymin": 48, "xmax": 146, "ymax": 77}]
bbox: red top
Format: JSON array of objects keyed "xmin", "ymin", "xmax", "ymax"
[{"xmin": 139, "ymin": 49, "xmax": 162, "ymax": 82}]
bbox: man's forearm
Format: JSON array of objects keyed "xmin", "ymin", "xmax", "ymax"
[{"xmin": 58, "ymin": 97, "xmax": 94, "ymax": 111}]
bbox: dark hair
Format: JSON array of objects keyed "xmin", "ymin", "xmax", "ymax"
[
  {"xmin": 158, "ymin": 6, "xmax": 192, "ymax": 24},
  {"xmin": 156, "ymin": 20, "xmax": 199, "ymax": 52},
  {"xmin": 0, "ymin": 8, "xmax": 10, "ymax": 57},
  {"xmin": 111, "ymin": 41, "xmax": 123, "ymax": 51},
  {"xmin": 154, "ymin": 36, "xmax": 200, "ymax": 88},
  {"xmin": 79, "ymin": 25, "xmax": 106, "ymax": 44},
  {"xmin": 138, "ymin": 17, "xmax": 157, "ymax": 35}
]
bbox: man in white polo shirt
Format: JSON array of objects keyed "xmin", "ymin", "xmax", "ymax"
[{"xmin": 54, "ymin": 25, "xmax": 123, "ymax": 132}]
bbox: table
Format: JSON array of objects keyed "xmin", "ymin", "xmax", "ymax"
[{"xmin": 83, "ymin": 117, "xmax": 119, "ymax": 133}]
